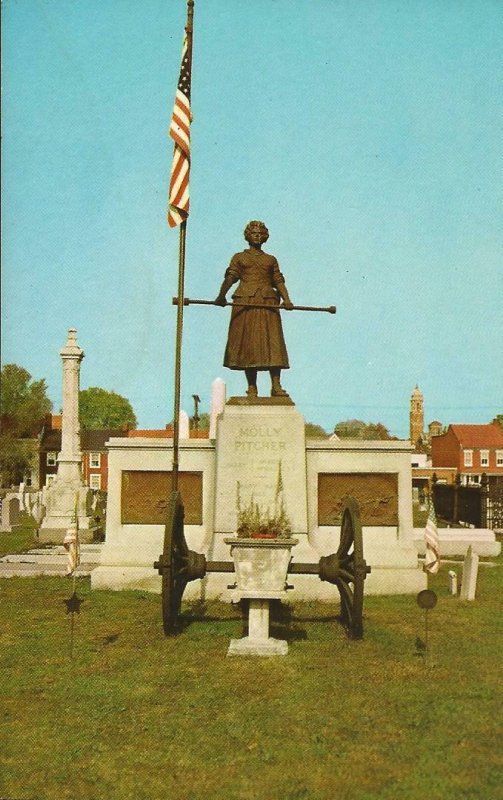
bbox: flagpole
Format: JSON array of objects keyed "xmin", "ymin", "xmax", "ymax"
[
  {"xmin": 171, "ymin": 0, "xmax": 194, "ymax": 492},
  {"xmin": 172, "ymin": 220, "xmax": 187, "ymax": 490}
]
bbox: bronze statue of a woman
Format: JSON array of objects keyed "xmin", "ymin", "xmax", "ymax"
[{"xmin": 215, "ymin": 220, "xmax": 293, "ymax": 398}]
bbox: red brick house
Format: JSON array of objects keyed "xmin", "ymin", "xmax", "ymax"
[
  {"xmin": 38, "ymin": 415, "xmax": 129, "ymax": 491},
  {"xmin": 127, "ymin": 426, "xmax": 209, "ymax": 440},
  {"xmin": 431, "ymin": 422, "xmax": 503, "ymax": 485}
]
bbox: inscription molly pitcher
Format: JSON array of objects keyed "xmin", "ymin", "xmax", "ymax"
[{"xmin": 235, "ymin": 424, "xmax": 287, "ymax": 453}]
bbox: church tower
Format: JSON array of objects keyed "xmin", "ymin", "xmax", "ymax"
[{"xmin": 410, "ymin": 386, "xmax": 424, "ymax": 449}]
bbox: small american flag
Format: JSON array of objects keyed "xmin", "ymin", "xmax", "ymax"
[
  {"xmin": 63, "ymin": 524, "xmax": 81, "ymax": 576},
  {"xmin": 423, "ymin": 499, "xmax": 440, "ymax": 575},
  {"xmin": 168, "ymin": 32, "xmax": 192, "ymax": 228},
  {"xmin": 64, "ymin": 495, "xmax": 81, "ymax": 576}
]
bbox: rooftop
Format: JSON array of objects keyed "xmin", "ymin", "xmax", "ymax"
[{"xmin": 448, "ymin": 423, "xmax": 503, "ymax": 447}]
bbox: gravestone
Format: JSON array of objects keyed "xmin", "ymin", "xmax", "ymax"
[
  {"xmin": 460, "ymin": 546, "xmax": 479, "ymax": 601},
  {"xmin": 448, "ymin": 569, "xmax": 458, "ymax": 595},
  {"xmin": 18, "ymin": 483, "xmax": 26, "ymax": 511},
  {"xmin": 0, "ymin": 494, "xmax": 21, "ymax": 533}
]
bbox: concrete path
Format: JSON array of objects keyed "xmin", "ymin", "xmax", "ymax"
[{"xmin": 0, "ymin": 544, "xmax": 102, "ymax": 577}]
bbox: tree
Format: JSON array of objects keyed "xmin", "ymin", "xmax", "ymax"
[
  {"xmin": 333, "ymin": 419, "xmax": 396, "ymax": 440},
  {"xmin": 190, "ymin": 412, "xmax": 210, "ymax": 431},
  {"xmin": 305, "ymin": 422, "xmax": 329, "ymax": 438},
  {"xmin": 0, "ymin": 438, "xmax": 38, "ymax": 487},
  {"xmin": 0, "ymin": 364, "xmax": 52, "ymax": 487},
  {"xmin": 495, "ymin": 415, "xmax": 503, "ymax": 429},
  {"xmin": 0, "ymin": 364, "xmax": 52, "ymax": 437},
  {"xmin": 79, "ymin": 388, "xmax": 137, "ymax": 430}
]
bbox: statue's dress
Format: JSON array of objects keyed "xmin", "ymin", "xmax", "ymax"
[{"xmin": 223, "ymin": 248, "xmax": 290, "ymax": 370}]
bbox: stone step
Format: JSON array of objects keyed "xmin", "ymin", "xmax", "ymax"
[
  {"xmin": 28, "ymin": 545, "xmax": 103, "ymax": 555},
  {"xmin": 413, "ymin": 527, "xmax": 501, "ymax": 557},
  {"xmin": 0, "ymin": 544, "xmax": 102, "ymax": 567},
  {"xmin": 0, "ymin": 562, "xmax": 97, "ymax": 577}
]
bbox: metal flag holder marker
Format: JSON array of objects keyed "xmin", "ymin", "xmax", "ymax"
[
  {"xmin": 415, "ymin": 588, "xmax": 437, "ymax": 665},
  {"xmin": 63, "ymin": 494, "xmax": 83, "ymax": 660},
  {"xmin": 64, "ymin": 581, "xmax": 83, "ymax": 661}
]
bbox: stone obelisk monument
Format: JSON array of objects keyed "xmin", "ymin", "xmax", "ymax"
[{"xmin": 40, "ymin": 329, "xmax": 95, "ymax": 543}]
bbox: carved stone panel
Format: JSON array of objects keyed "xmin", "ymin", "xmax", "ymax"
[
  {"xmin": 121, "ymin": 471, "xmax": 203, "ymax": 525},
  {"xmin": 318, "ymin": 473, "xmax": 398, "ymax": 526}
]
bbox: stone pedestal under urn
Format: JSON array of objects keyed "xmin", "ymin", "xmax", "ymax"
[{"xmin": 225, "ymin": 537, "xmax": 298, "ymax": 656}]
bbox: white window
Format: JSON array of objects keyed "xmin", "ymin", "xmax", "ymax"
[
  {"xmin": 463, "ymin": 450, "xmax": 473, "ymax": 467},
  {"xmin": 90, "ymin": 452, "xmax": 101, "ymax": 469},
  {"xmin": 89, "ymin": 474, "xmax": 101, "ymax": 490},
  {"xmin": 46, "ymin": 452, "xmax": 57, "ymax": 466},
  {"xmin": 480, "ymin": 450, "xmax": 489, "ymax": 468},
  {"xmin": 46, "ymin": 475, "xmax": 56, "ymax": 486},
  {"xmin": 496, "ymin": 450, "xmax": 503, "ymax": 467}
]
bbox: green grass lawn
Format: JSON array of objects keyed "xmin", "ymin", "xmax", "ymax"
[
  {"xmin": 0, "ymin": 515, "xmax": 40, "ymax": 557},
  {"xmin": 1, "ymin": 555, "xmax": 502, "ymax": 800}
]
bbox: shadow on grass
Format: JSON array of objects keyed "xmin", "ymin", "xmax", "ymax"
[
  {"xmin": 178, "ymin": 598, "xmax": 245, "ymax": 635},
  {"xmin": 178, "ymin": 598, "xmax": 357, "ymax": 642}
]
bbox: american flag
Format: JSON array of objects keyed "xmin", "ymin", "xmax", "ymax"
[
  {"xmin": 64, "ymin": 495, "xmax": 81, "ymax": 576},
  {"xmin": 63, "ymin": 524, "xmax": 81, "ymax": 576},
  {"xmin": 168, "ymin": 32, "xmax": 192, "ymax": 228},
  {"xmin": 423, "ymin": 498, "xmax": 440, "ymax": 575}
]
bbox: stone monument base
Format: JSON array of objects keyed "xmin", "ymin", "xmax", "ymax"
[
  {"xmin": 39, "ymin": 522, "xmax": 97, "ymax": 545},
  {"xmin": 92, "ymin": 401, "xmax": 427, "ymax": 599},
  {"xmin": 39, "ymin": 483, "xmax": 96, "ymax": 544},
  {"xmin": 228, "ymin": 637, "xmax": 288, "ymax": 657}
]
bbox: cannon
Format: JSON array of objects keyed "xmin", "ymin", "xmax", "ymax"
[{"xmin": 154, "ymin": 493, "xmax": 371, "ymax": 639}]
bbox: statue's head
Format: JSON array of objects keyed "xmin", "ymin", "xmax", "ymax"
[{"xmin": 244, "ymin": 220, "xmax": 269, "ymax": 244}]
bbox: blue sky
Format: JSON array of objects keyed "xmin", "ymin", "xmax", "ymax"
[{"xmin": 2, "ymin": 0, "xmax": 501, "ymax": 437}]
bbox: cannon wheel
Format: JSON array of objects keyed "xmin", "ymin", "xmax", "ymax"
[
  {"xmin": 159, "ymin": 491, "xmax": 187, "ymax": 635},
  {"xmin": 337, "ymin": 496, "xmax": 368, "ymax": 638},
  {"xmin": 319, "ymin": 496, "xmax": 370, "ymax": 639},
  {"xmin": 154, "ymin": 490, "xmax": 207, "ymax": 635}
]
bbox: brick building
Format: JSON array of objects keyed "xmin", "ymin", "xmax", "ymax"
[
  {"xmin": 38, "ymin": 415, "xmax": 129, "ymax": 490},
  {"xmin": 431, "ymin": 422, "xmax": 503, "ymax": 485},
  {"xmin": 127, "ymin": 427, "xmax": 209, "ymax": 440}
]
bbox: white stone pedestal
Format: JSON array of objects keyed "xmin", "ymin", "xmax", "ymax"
[
  {"xmin": 228, "ymin": 599, "xmax": 288, "ymax": 656},
  {"xmin": 225, "ymin": 537, "xmax": 297, "ymax": 656},
  {"xmin": 214, "ymin": 400, "xmax": 307, "ymax": 545},
  {"xmin": 40, "ymin": 329, "xmax": 96, "ymax": 544}
]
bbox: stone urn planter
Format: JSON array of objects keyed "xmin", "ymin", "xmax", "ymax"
[
  {"xmin": 224, "ymin": 536, "xmax": 298, "ymax": 597},
  {"xmin": 224, "ymin": 536, "xmax": 298, "ymax": 656}
]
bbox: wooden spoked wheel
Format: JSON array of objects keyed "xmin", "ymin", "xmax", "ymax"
[
  {"xmin": 154, "ymin": 490, "xmax": 206, "ymax": 635},
  {"xmin": 319, "ymin": 496, "xmax": 370, "ymax": 639}
]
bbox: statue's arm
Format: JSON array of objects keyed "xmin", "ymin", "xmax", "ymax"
[
  {"xmin": 215, "ymin": 255, "xmax": 240, "ymax": 305},
  {"xmin": 272, "ymin": 258, "xmax": 293, "ymax": 309},
  {"xmin": 277, "ymin": 283, "xmax": 293, "ymax": 309}
]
